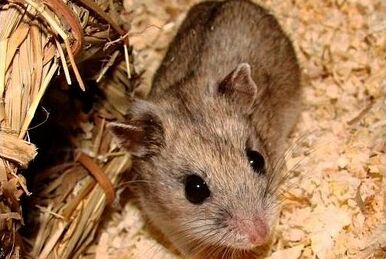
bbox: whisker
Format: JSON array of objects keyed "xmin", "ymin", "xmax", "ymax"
[{"xmin": 267, "ymin": 132, "xmax": 336, "ymax": 197}]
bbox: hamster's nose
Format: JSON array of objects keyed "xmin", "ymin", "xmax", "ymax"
[
  {"xmin": 247, "ymin": 217, "xmax": 269, "ymax": 246},
  {"xmin": 233, "ymin": 216, "xmax": 270, "ymax": 246}
]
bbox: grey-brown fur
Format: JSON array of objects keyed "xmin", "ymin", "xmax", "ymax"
[
  {"xmin": 109, "ymin": 0, "xmax": 301, "ymax": 257},
  {"xmin": 152, "ymin": 0, "xmax": 300, "ymax": 160}
]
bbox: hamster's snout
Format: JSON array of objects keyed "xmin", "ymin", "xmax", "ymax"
[{"xmin": 227, "ymin": 215, "xmax": 270, "ymax": 248}]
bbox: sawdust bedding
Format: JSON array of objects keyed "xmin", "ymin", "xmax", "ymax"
[{"xmin": 89, "ymin": 0, "xmax": 386, "ymax": 258}]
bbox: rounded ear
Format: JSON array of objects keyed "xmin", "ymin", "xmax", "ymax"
[
  {"xmin": 107, "ymin": 101, "xmax": 164, "ymax": 157},
  {"xmin": 217, "ymin": 63, "xmax": 258, "ymax": 110}
]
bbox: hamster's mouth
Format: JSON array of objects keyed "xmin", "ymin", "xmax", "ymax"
[
  {"xmin": 178, "ymin": 230, "xmax": 271, "ymax": 257},
  {"xmin": 182, "ymin": 243, "xmax": 265, "ymax": 259},
  {"xmin": 223, "ymin": 235, "xmax": 269, "ymax": 250}
]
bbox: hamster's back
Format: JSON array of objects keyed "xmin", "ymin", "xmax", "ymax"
[
  {"xmin": 151, "ymin": 0, "xmax": 301, "ymax": 158},
  {"xmin": 151, "ymin": 0, "xmax": 299, "ymax": 96}
]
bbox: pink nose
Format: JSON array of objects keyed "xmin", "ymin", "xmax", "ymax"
[{"xmin": 234, "ymin": 216, "xmax": 269, "ymax": 246}]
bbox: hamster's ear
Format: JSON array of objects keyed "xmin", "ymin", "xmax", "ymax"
[
  {"xmin": 107, "ymin": 101, "xmax": 164, "ymax": 157},
  {"xmin": 217, "ymin": 63, "xmax": 257, "ymax": 110}
]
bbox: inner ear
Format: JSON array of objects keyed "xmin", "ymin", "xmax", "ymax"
[
  {"xmin": 217, "ymin": 63, "xmax": 257, "ymax": 109},
  {"xmin": 107, "ymin": 101, "xmax": 164, "ymax": 157}
]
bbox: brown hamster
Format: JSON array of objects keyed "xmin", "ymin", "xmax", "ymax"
[{"xmin": 109, "ymin": 0, "xmax": 301, "ymax": 257}]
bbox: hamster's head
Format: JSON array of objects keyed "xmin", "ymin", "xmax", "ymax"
[{"xmin": 109, "ymin": 64, "xmax": 280, "ymax": 256}]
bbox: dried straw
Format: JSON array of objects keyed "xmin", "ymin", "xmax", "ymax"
[
  {"xmin": 28, "ymin": 59, "xmax": 135, "ymax": 258},
  {"xmin": 0, "ymin": 0, "xmax": 132, "ymax": 257}
]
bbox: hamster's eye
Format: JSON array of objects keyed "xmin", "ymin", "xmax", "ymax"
[
  {"xmin": 184, "ymin": 174, "xmax": 211, "ymax": 204},
  {"xmin": 246, "ymin": 149, "xmax": 265, "ymax": 174}
]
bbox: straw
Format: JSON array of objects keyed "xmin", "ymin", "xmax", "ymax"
[{"xmin": 0, "ymin": 0, "xmax": 131, "ymax": 257}]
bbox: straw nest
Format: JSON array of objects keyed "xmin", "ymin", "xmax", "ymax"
[
  {"xmin": 0, "ymin": 0, "xmax": 135, "ymax": 257},
  {"xmin": 0, "ymin": 0, "xmax": 385, "ymax": 258}
]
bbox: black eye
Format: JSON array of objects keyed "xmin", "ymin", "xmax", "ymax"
[
  {"xmin": 246, "ymin": 149, "xmax": 265, "ymax": 174},
  {"xmin": 184, "ymin": 174, "xmax": 211, "ymax": 204}
]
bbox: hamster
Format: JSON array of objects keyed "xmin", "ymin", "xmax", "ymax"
[{"xmin": 109, "ymin": 0, "xmax": 301, "ymax": 257}]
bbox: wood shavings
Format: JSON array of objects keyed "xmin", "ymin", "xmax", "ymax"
[
  {"xmin": 268, "ymin": 245, "xmax": 304, "ymax": 259},
  {"xmin": 306, "ymin": 206, "xmax": 351, "ymax": 258}
]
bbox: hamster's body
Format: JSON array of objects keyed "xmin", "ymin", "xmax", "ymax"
[
  {"xmin": 152, "ymin": 0, "xmax": 300, "ymax": 160},
  {"xmin": 109, "ymin": 0, "xmax": 301, "ymax": 257}
]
